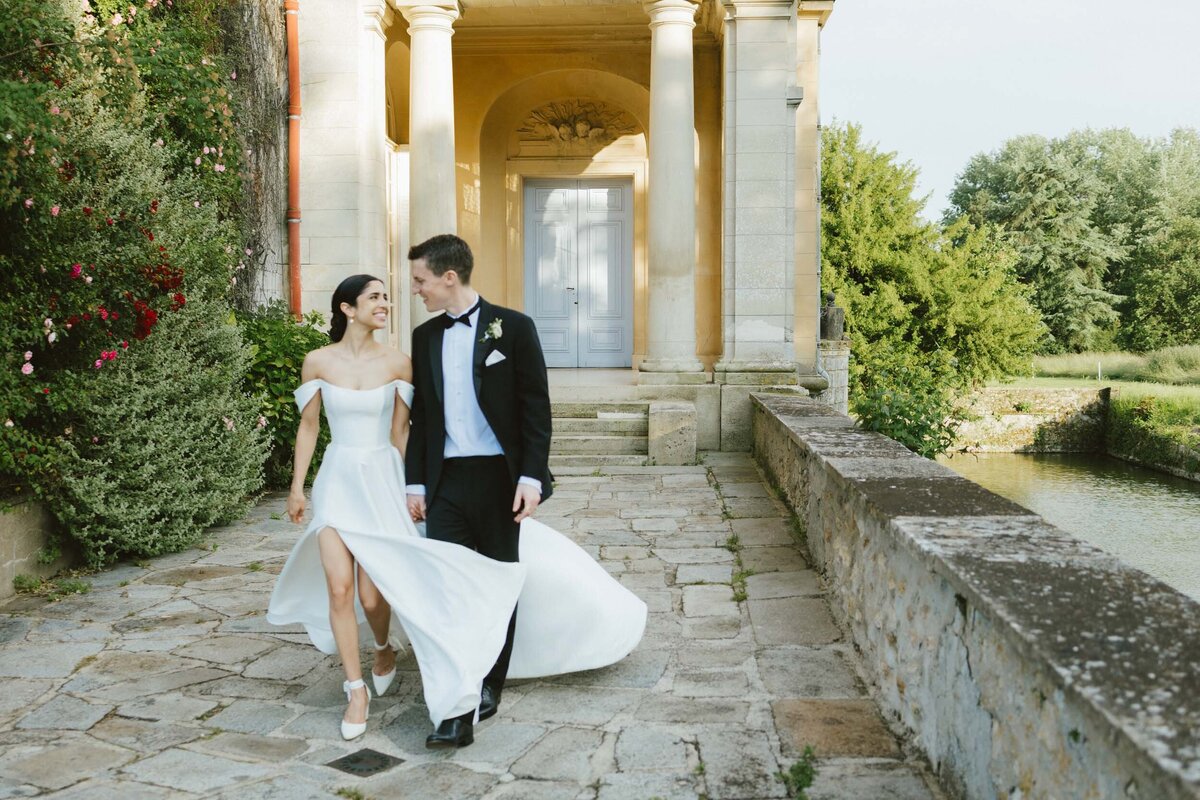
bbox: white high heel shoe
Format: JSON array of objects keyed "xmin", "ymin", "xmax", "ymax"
[
  {"xmin": 341, "ymin": 679, "xmax": 370, "ymax": 740},
  {"xmin": 371, "ymin": 635, "xmax": 403, "ymax": 697}
]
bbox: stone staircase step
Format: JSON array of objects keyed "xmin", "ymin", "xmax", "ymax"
[
  {"xmin": 554, "ymin": 417, "xmax": 648, "ymax": 435},
  {"xmin": 552, "ymin": 434, "xmax": 648, "ymax": 455},
  {"xmin": 551, "ymin": 401, "xmax": 650, "ymax": 419},
  {"xmin": 550, "ymin": 454, "xmax": 650, "ymax": 468}
]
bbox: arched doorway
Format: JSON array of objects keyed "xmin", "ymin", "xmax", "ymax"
[{"xmin": 478, "ymin": 72, "xmax": 650, "ymax": 368}]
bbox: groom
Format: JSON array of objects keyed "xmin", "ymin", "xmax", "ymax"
[{"xmin": 404, "ymin": 233, "xmax": 553, "ymax": 749}]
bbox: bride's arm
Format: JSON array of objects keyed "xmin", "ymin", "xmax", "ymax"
[
  {"xmin": 287, "ymin": 354, "xmax": 322, "ymax": 523},
  {"xmin": 389, "ymin": 352, "xmax": 413, "ymax": 457}
]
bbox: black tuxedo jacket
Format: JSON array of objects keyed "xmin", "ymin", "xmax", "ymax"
[{"xmin": 406, "ymin": 297, "xmax": 554, "ymax": 505}]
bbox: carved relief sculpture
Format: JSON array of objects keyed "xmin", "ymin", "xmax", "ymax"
[{"xmin": 517, "ymin": 99, "xmax": 639, "ymax": 156}]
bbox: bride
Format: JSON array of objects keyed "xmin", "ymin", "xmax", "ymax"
[{"xmin": 267, "ymin": 274, "xmax": 646, "ymax": 743}]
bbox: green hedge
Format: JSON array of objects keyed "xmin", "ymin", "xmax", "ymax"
[
  {"xmin": 238, "ymin": 302, "xmax": 331, "ymax": 489},
  {"xmin": 1106, "ymin": 395, "xmax": 1200, "ymax": 478},
  {"xmin": 1, "ymin": 0, "xmax": 266, "ymax": 564}
]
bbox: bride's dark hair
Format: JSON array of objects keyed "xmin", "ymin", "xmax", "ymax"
[{"xmin": 329, "ymin": 274, "xmax": 383, "ymax": 343}]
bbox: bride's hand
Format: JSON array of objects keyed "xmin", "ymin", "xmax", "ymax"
[{"xmin": 286, "ymin": 490, "xmax": 306, "ymax": 524}]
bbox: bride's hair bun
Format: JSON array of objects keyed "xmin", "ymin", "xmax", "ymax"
[{"xmin": 330, "ymin": 274, "xmax": 383, "ymax": 342}]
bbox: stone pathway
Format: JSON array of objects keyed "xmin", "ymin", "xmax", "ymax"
[{"xmin": 0, "ymin": 453, "xmax": 941, "ymax": 799}]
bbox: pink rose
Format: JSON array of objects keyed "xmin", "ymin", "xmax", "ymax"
[
  {"xmin": 51, "ymin": 205, "xmax": 60, "ymax": 216},
  {"xmin": 257, "ymin": 416, "xmax": 267, "ymax": 428},
  {"xmin": 21, "ymin": 363, "xmax": 33, "ymax": 375},
  {"xmin": 71, "ymin": 263, "xmax": 82, "ymax": 278},
  {"xmin": 23, "ymin": 351, "xmax": 32, "ymax": 361},
  {"xmin": 23, "ymin": 198, "xmax": 33, "ymax": 208},
  {"xmin": 94, "ymin": 360, "xmax": 103, "ymax": 369},
  {"xmin": 47, "ymin": 332, "xmax": 57, "ymax": 343}
]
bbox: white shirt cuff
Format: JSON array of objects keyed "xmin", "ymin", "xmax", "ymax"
[
  {"xmin": 406, "ymin": 485, "xmax": 426, "ymax": 496},
  {"xmin": 517, "ymin": 476, "xmax": 542, "ymax": 493}
]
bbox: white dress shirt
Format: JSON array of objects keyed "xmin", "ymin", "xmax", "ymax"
[{"xmin": 407, "ymin": 294, "xmax": 541, "ymax": 496}]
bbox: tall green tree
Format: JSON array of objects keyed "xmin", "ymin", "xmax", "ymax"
[
  {"xmin": 821, "ymin": 122, "xmax": 1042, "ymax": 456},
  {"xmin": 948, "ymin": 135, "xmax": 1126, "ymax": 352},
  {"xmin": 1126, "ymin": 129, "xmax": 1200, "ymax": 350},
  {"xmin": 949, "ymin": 127, "xmax": 1200, "ymax": 352}
]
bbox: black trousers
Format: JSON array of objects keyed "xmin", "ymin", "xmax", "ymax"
[{"xmin": 426, "ymin": 455, "xmax": 520, "ymax": 717}]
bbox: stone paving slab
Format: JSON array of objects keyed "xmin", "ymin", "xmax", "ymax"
[{"xmin": 0, "ymin": 455, "xmax": 939, "ymax": 799}]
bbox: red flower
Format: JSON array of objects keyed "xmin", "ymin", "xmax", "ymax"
[
  {"xmin": 149, "ymin": 200, "xmax": 159, "ymax": 213},
  {"xmin": 82, "ymin": 206, "xmax": 92, "ymax": 215},
  {"xmin": 42, "ymin": 388, "xmax": 50, "ymax": 394}
]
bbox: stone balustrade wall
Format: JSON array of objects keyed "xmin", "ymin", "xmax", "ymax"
[{"xmin": 751, "ymin": 393, "xmax": 1200, "ymax": 800}]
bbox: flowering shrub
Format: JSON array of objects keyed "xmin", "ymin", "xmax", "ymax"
[
  {"xmin": 1, "ymin": 0, "xmax": 266, "ymax": 562},
  {"xmin": 238, "ymin": 302, "xmax": 331, "ymax": 489},
  {"xmin": 53, "ymin": 301, "xmax": 267, "ymax": 566}
]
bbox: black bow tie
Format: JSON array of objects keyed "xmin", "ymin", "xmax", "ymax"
[{"xmin": 442, "ymin": 300, "xmax": 480, "ymax": 329}]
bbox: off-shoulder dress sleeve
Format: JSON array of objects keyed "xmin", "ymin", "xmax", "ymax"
[
  {"xmin": 395, "ymin": 380, "xmax": 415, "ymax": 409},
  {"xmin": 295, "ymin": 380, "xmax": 322, "ymax": 413}
]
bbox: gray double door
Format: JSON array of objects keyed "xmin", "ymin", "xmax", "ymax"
[{"xmin": 524, "ymin": 179, "xmax": 634, "ymax": 368}]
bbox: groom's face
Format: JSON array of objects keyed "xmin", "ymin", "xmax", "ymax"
[{"xmin": 410, "ymin": 259, "xmax": 455, "ymax": 313}]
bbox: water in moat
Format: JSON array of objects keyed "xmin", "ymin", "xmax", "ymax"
[{"xmin": 939, "ymin": 452, "xmax": 1200, "ymax": 601}]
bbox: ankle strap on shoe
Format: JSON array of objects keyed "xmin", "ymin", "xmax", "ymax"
[
  {"xmin": 373, "ymin": 638, "xmax": 391, "ymax": 651},
  {"xmin": 343, "ymin": 679, "xmax": 367, "ymax": 697}
]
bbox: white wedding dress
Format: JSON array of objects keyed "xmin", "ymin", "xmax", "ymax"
[{"xmin": 267, "ymin": 379, "xmax": 647, "ymax": 725}]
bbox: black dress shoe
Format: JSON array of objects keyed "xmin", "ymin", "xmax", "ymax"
[
  {"xmin": 425, "ymin": 717, "xmax": 473, "ymax": 749},
  {"xmin": 478, "ymin": 684, "xmax": 501, "ymax": 721}
]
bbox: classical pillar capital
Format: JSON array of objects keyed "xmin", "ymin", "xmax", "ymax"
[
  {"xmin": 796, "ymin": 0, "xmax": 835, "ymax": 25},
  {"xmin": 361, "ymin": 0, "xmax": 393, "ymax": 37},
  {"xmin": 721, "ymin": 0, "xmax": 794, "ymax": 20},
  {"xmin": 644, "ymin": 0, "xmax": 699, "ymax": 29},
  {"xmin": 400, "ymin": 3, "xmax": 459, "ymax": 33}
]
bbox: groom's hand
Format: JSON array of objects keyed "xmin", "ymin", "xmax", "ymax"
[
  {"xmin": 407, "ymin": 494, "xmax": 426, "ymax": 521},
  {"xmin": 512, "ymin": 484, "xmax": 540, "ymax": 523}
]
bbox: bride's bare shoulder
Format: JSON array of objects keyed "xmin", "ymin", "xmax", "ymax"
[
  {"xmin": 385, "ymin": 347, "xmax": 413, "ymax": 381},
  {"xmin": 301, "ymin": 345, "xmax": 337, "ymax": 380}
]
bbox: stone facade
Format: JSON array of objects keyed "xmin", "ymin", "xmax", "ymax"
[
  {"xmin": 294, "ymin": 0, "xmax": 834, "ymax": 386},
  {"xmin": 751, "ymin": 393, "xmax": 1200, "ymax": 800}
]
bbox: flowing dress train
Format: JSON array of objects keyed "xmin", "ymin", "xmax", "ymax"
[{"xmin": 267, "ymin": 379, "xmax": 646, "ymax": 724}]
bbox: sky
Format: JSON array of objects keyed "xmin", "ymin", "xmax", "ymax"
[{"xmin": 819, "ymin": 0, "xmax": 1200, "ymax": 220}]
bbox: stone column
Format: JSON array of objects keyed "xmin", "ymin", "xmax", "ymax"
[
  {"xmin": 716, "ymin": 0, "xmax": 796, "ymax": 374},
  {"xmin": 640, "ymin": 0, "xmax": 705, "ymax": 377},
  {"xmin": 298, "ymin": 0, "xmax": 394, "ymax": 317},
  {"xmin": 402, "ymin": 4, "xmax": 458, "ymax": 326},
  {"xmin": 793, "ymin": 1, "xmax": 833, "ymax": 374}
]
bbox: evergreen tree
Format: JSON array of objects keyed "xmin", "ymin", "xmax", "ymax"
[
  {"xmin": 948, "ymin": 135, "xmax": 1125, "ymax": 352},
  {"xmin": 821, "ymin": 122, "xmax": 1042, "ymax": 456}
]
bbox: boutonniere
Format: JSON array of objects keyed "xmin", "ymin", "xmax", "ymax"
[{"xmin": 480, "ymin": 318, "xmax": 503, "ymax": 343}]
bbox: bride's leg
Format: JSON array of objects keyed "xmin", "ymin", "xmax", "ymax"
[
  {"xmin": 357, "ymin": 567, "xmax": 396, "ymax": 677},
  {"xmin": 317, "ymin": 527, "xmax": 368, "ymax": 724}
]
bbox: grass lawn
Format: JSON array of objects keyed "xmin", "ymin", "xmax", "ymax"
[{"xmin": 991, "ymin": 376, "xmax": 1200, "ymax": 403}]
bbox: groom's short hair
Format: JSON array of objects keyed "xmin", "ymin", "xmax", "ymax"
[{"xmin": 409, "ymin": 234, "xmax": 474, "ymax": 285}]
